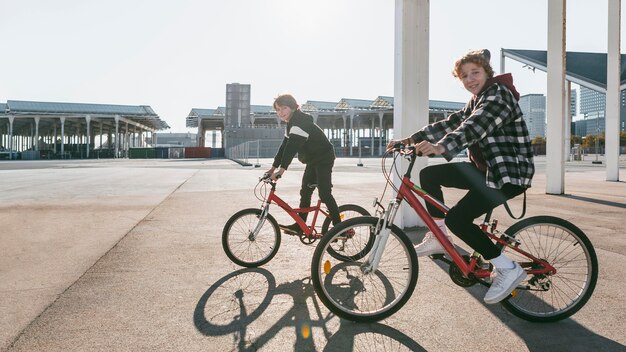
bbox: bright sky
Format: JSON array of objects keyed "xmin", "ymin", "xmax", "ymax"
[{"xmin": 1, "ymin": 0, "xmax": 622, "ymax": 132}]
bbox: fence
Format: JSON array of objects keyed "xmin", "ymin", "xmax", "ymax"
[
  {"xmin": 226, "ymin": 139, "xmax": 283, "ymax": 166},
  {"xmin": 226, "ymin": 139, "xmax": 390, "ymax": 166}
]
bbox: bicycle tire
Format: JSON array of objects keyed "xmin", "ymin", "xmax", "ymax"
[
  {"xmin": 311, "ymin": 216, "xmax": 418, "ymax": 322},
  {"xmin": 321, "ymin": 204, "xmax": 374, "ymax": 261},
  {"xmin": 499, "ymin": 215, "xmax": 598, "ymax": 322},
  {"xmin": 222, "ymin": 208, "xmax": 281, "ymax": 267}
]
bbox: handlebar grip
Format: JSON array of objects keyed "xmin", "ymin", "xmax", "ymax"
[{"xmin": 416, "ymin": 151, "xmax": 435, "ymax": 157}]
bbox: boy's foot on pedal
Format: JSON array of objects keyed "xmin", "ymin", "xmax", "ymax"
[
  {"xmin": 414, "ymin": 232, "xmax": 453, "ymax": 257},
  {"xmin": 279, "ymin": 223, "xmax": 302, "ymax": 235},
  {"xmin": 484, "ymin": 262, "xmax": 527, "ymax": 304}
]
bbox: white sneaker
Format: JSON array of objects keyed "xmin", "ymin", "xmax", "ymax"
[
  {"xmin": 414, "ymin": 232, "xmax": 453, "ymax": 257},
  {"xmin": 484, "ymin": 262, "xmax": 527, "ymax": 304}
]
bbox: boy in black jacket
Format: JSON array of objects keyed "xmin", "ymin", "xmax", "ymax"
[{"xmin": 266, "ymin": 94, "xmax": 341, "ymax": 234}]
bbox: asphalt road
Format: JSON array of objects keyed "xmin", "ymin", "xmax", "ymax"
[{"xmin": 1, "ymin": 156, "xmax": 625, "ymax": 351}]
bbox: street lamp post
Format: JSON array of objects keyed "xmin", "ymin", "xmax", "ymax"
[{"xmin": 592, "ymin": 117, "xmax": 602, "ymax": 164}]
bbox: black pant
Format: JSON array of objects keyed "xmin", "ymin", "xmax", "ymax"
[
  {"xmin": 419, "ymin": 162, "xmax": 525, "ymax": 259},
  {"xmin": 299, "ymin": 161, "xmax": 341, "ymax": 225}
]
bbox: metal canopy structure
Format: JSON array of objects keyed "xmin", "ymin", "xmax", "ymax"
[
  {"xmin": 501, "ymin": 49, "xmax": 626, "ymax": 93},
  {"xmin": 185, "ymin": 96, "xmax": 464, "ymax": 156},
  {"xmin": 1, "ymin": 100, "xmax": 169, "ymax": 159},
  {"xmin": 186, "ymin": 97, "xmax": 463, "ymax": 129}
]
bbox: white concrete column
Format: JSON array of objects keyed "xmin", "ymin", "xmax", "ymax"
[
  {"xmin": 53, "ymin": 124, "xmax": 57, "ymax": 153},
  {"xmin": 125, "ymin": 122, "xmax": 129, "ymax": 157},
  {"xmin": 378, "ymin": 112, "xmax": 385, "ymax": 155},
  {"xmin": 197, "ymin": 117, "xmax": 203, "ymax": 147},
  {"xmin": 546, "ymin": 0, "xmax": 566, "ymax": 194},
  {"xmin": 349, "ymin": 110, "xmax": 355, "ymax": 156},
  {"xmin": 60, "ymin": 117, "xmax": 66, "ymax": 158},
  {"xmin": 371, "ymin": 116, "xmax": 375, "ymax": 156},
  {"xmin": 394, "ymin": 0, "xmax": 429, "ymax": 228},
  {"xmin": 99, "ymin": 122, "xmax": 103, "ymax": 149},
  {"xmin": 565, "ymin": 82, "xmax": 572, "ymax": 161},
  {"xmin": 606, "ymin": 0, "xmax": 621, "ymax": 181},
  {"xmin": 114, "ymin": 115, "xmax": 120, "ymax": 158},
  {"xmin": 8, "ymin": 116, "xmax": 14, "ymax": 159},
  {"xmin": 85, "ymin": 115, "xmax": 91, "ymax": 158},
  {"xmin": 342, "ymin": 114, "xmax": 348, "ymax": 149},
  {"xmin": 34, "ymin": 117, "xmax": 40, "ymax": 151}
]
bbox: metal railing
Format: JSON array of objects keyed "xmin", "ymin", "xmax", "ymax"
[{"xmin": 226, "ymin": 139, "xmax": 283, "ymax": 166}]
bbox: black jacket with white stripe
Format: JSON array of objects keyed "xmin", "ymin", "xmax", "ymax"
[{"xmin": 272, "ymin": 109, "xmax": 335, "ymax": 169}]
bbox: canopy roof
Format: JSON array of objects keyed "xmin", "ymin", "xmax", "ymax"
[
  {"xmin": 2, "ymin": 100, "xmax": 169, "ymax": 130},
  {"xmin": 186, "ymin": 96, "xmax": 465, "ymax": 128},
  {"xmin": 502, "ymin": 48, "xmax": 626, "ymax": 92}
]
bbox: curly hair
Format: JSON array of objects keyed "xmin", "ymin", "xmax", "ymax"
[{"xmin": 452, "ymin": 49, "xmax": 494, "ymax": 79}]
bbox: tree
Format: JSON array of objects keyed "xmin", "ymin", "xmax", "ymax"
[
  {"xmin": 531, "ymin": 136, "xmax": 546, "ymax": 145},
  {"xmin": 571, "ymin": 135, "xmax": 582, "ymax": 146}
]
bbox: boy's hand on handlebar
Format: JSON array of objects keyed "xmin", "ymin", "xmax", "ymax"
[
  {"xmin": 269, "ymin": 168, "xmax": 284, "ymax": 181},
  {"xmin": 415, "ymin": 141, "xmax": 445, "ymax": 157},
  {"xmin": 386, "ymin": 137, "xmax": 411, "ymax": 151}
]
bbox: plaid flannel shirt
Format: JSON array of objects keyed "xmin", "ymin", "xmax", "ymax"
[{"xmin": 410, "ymin": 82, "xmax": 535, "ymax": 189}]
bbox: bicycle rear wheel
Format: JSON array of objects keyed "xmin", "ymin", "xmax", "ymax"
[
  {"xmin": 311, "ymin": 217, "xmax": 418, "ymax": 322},
  {"xmin": 500, "ymin": 216, "xmax": 598, "ymax": 322},
  {"xmin": 222, "ymin": 208, "xmax": 281, "ymax": 267},
  {"xmin": 321, "ymin": 204, "xmax": 374, "ymax": 261}
]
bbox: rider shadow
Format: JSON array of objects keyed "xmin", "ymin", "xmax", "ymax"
[
  {"xmin": 194, "ymin": 267, "xmax": 426, "ymax": 351},
  {"xmin": 408, "ymin": 229, "xmax": 626, "ymax": 352}
]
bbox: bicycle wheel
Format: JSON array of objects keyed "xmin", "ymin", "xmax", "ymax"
[
  {"xmin": 321, "ymin": 204, "xmax": 374, "ymax": 261},
  {"xmin": 311, "ymin": 216, "xmax": 418, "ymax": 322},
  {"xmin": 222, "ymin": 208, "xmax": 281, "ymax": 267},
  {"xmin": 499, "ymin": 216, "xmax": 598, "ymax": 322}
]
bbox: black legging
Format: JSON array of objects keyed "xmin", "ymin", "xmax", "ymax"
[
  {"xmin": 419, "ymin": 162, "xmax": 525, "ymax": 259},
  {"xmin": 299, "ymin": 161, "xmax": 341, "ymax": 225}
]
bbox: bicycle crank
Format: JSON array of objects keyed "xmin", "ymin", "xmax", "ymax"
[
  {"xmin": 448, "ymin": 255, "xmax": 478, "ymax": 287},
  {"xmin": 299, "ymin": 233, "xmax": 317, "ymax": 245}
]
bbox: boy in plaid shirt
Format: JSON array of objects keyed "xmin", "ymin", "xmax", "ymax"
[{"xmin": 389, "ymin": 49, "xmax": 534, "ymax": 304}]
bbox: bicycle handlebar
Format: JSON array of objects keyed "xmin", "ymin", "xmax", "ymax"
[{"xmin": 389, "ymin": 143, "xmax": 434, "ymax": 157}]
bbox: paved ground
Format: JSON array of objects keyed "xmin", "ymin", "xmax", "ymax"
[{"xmin": 1, "ymin": 156, "xmax": 625, "ymax": 352}]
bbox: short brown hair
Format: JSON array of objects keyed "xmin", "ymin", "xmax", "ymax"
[
  {"xmin": 452, "ymin": 49, "xmax": 494, "ymax": 79},
  {"xmin": 273, "ymin": 94, "xmax": 299, "ymax": 110}
]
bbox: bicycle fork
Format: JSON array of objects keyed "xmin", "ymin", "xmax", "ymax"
[
  {"xmin": 249, "ymin": 203, "xmax": 271, "ymax": 240},
  {"xmin": 361, "ymin": 199, "xmax": 401, "ymax": 274}
]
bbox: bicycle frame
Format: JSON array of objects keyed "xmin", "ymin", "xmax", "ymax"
[
  {"xmin": 370, "ymin": 150, "xmax": 556, "ymax": 280},
  {"xmin": 258, "ymin": 179, "xmax": 330, "ymax": 237}
]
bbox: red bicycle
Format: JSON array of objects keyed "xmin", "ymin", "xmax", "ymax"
[
  {"xmin": 222, "ymin": 175, "xmax": 372, "ymax": 267},
  {"xmin": 311, "ymin": 144, "xmax": 598, "ymax": 322}
]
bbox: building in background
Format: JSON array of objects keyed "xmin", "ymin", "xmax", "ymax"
[
  {"xmin": 578, "ymin": 86, "xmax": 626, "ymax": 134},
  {"xmin": 519, "ymin": 94, "xmax": 546, "ymax": 139},
  {"xmin": 570, "ymin": 89, "xmax": 578, "ymax": 119}
]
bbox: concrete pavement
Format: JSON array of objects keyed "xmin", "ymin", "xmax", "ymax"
[{"xmin": 1, "ymin": 156, "xmax": 625, "ymax": 351}]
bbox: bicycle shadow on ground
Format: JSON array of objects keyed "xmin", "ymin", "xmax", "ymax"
[
  {"xmin": 408, "ymin": 230, "xmax": 626, "ymax": 352},
  {"xmin": 193, "ymin": 267, "xmax": 426, "ymax": 351}
]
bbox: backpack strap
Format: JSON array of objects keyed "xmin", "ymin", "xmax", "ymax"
[{"xmin": 503, "ymin": 190, "xmax": 527, "ymax": 219}]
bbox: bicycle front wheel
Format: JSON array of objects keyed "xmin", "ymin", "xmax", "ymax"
[
  {"xmin": 500, "ymin": 216, "xmax": 598, "ymax": 322},
  {"xmin": 311, "ymin": 217, "xmax": 418, "ymax": 322},
  {"xmin": 222, "ymin": 208, "xmax": 281, "ymax": 267}
]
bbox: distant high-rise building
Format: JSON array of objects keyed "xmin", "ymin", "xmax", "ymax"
[
  {"xmin": 579, "ymin": 86, "xmax": 626, "ymax": 132},
  {"xmin": 570, "ymin": 89, "xmax": 577, "ymax": 118},
  {"xmin": 519, "ymin": 94, "xmax": 546, "ymax": 139}
]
